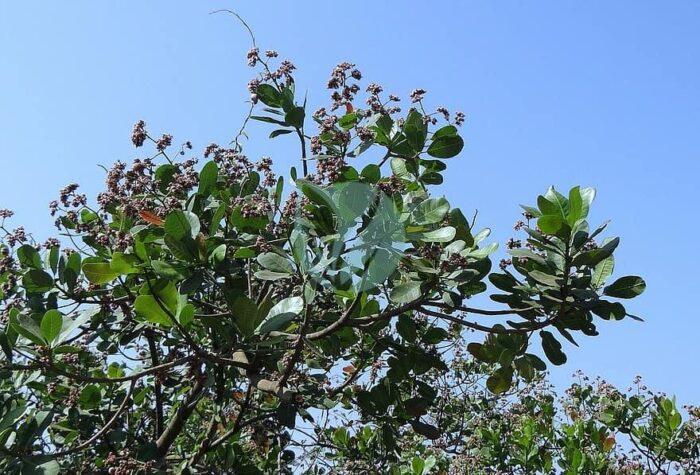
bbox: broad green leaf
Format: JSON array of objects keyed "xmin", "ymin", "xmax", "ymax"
[
  {"xmin": 11, "ymin": 315, "xmax": 45, "ymax": 346},
  {"xmin": 285, "ymin": 106, "xmax": 305, "ymax": 128},
  {"xmin": 540, "ymin": 330, "xmax": 566, "ymax": 365},
  {"xmin": 135, "ymin": 295, "xmax": 172, "ymax": 326},
  {"xmin": 16, "ymin": 245, "xmax": 42, "ymax": 269},
  {"xmin": 110, "ymin": 252, "xmax": 139, "ymax": 275},
  {"xmin": 573, "ymin": 237, "xmax": 619, "ymax": 267},
  {"xmin": 390, "ymin": 281, "xmax": 422, "ymax": 304},
  {"xmin": 567, "ymin": 186, "xmax": 584, "ymax": 225},
  {"xmin": 256, "ymin": 84, "xmax": 282, "ymax": 107},
  {"xmin": 486, "ymin": 366, "xmax": 514, "ymax": 394},
  {"xmin": 338, "ymin": 112, "xmax": 358, "ymax": 130},
  {"xmin": 396, "ymin": 315, "xmax": 418, "ymax": 342},
  {"xmin": 198, "ymin": 161, "xmax": 219, "ymax": 197},
  {"xmin": 403, "ymin": 109, "xmax": 427, "ymax": 152},
  {"xmin": 361, "ymin": 164, "xmax": 381, "ymax": 183},
  {"xmin": 591, "ymin": 301, "xmax": 626, "ymax": 320},
  {"xmin": 165, "ymin": 210, "xmax": 200, "ymax": 240},
  {"xmin": 528, "ymin": 270, "xmax": 560, "ymax": 287},
  {"xmin": 82, "ymin": 262, "xmax": 119, "ymax": 285},
  {"xmin": 432, "ymin": 125, "xmax": 458, "ymax": 139},
  {"xmin": 151, "ymin": 260, "xmax": 187, "ymax": 279},
  {"xmin": 537, "ymin": 215, "xmax": 564, "ymax": 234},
  {"xmin": 40, "ymin": 310, "xmax": 63, "ymax": 343},
  {"xmin": 257, "ymin": 252, "xmax": 294, "ymax": 274},
  {"xmin": 297, "ymin": 180, "xmax": 337, "ymax": 212},
  {"xmin": 79, "ymin": 385, "xmax": 102, "ymax": 409},
  {"xmin": 390, "ymin": 157, "xmax": 409, "ymax": 177},
  {"xmin": 427, "ymin": 135, "xmax": 464, "ymax": 158},
  {"xmin": 23, "ymin": 269, "xmax": 54, "ymax": 293},
  {"xmin": 420, "ymin": 226, "xmax": 455, "ymax": 242},
  {"xmin": 412, "ymin": 198, "xmax": 449, "ymax": 225},
  {"xmin": 254, "ymin": 270, "xmax": 292, "ymax": 281},
  {"xmin": 255, "ymin": 296, "xmax": 303, "ymax": 335},
  {"xmin": 209, "ymin": 244, "xmax": 226, "ymax": 264},
  {"xmin": 230, "ymin": 295, "xmax": 259, "ymax": 337},
  {"xmin": 591, "ymin": 256, "xmax": 614, "ymax": 289},
  {"xmin": 604, "ymin": 276, "xmax": 646, "ymax": 299}
]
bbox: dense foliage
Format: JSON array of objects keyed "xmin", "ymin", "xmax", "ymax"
[{"xmin": 0, "ymin": 29, "xmax": 694, "ymax": 473}]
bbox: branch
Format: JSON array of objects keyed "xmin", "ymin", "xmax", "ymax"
[
  {"xmin": 418, "ymin": 307, "xmax": 553, "ymax": 334},
  {"xmin": 155, "ymin": 371, "xmax": 206, "ymax": 459},
  {"xmin": 5, "ymin": 355, "xmax": 193, "ymax": 384}
]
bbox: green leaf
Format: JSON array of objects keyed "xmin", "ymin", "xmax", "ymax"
[
  {"xmin": 40, "ymin": 310, "xmax": 63, "ymax": 343},
  {"xmin": 591, "ymin": 256, "xmax": 614, "ymax": 289},
  {"xmin": 527, "ymin": 270, "xmax": 560, "ymax": 287},
  {"xmin": 254, "ymin": 270, "xmax": 291, "ymax": 281},
  {"xmin": 198, "ymin": 161, "xmax": 219, "ymax": 197},
  {"xmin": 151, "ymin": 260, "xmax": 187, "ymax": 279},
  {"xmin": 390, "ymin": 157, "xmax": 409, "ymax": 177},
  {"xmin": 361, "ymin": 164, "xmax": 381, "ymax": 183},
  {"xmin": 209, "ymin": 244, "xmax": 226, "ymax": 264},
  {"xmin": 573, "ymin": 237, "xmax": 620, "ymax": 267},
  {"xmin": 412, "ymin": 198, "xmax": 450, "ymax": 225},
  {"xmin": 165, "ymin": 210, "xmax": 200, "ymax": 240},
  {"xmin": 396, "ymin": 315, "xmax": 417, "ymax": 342},
  {"xmin": 230, "ymin": 295, "xmax": 259, "ymax": 337},
  {"xmin": 134, "ymin": 282, "xmax": 179, "ymax": 327},
  {"xmin": 155, "ymin": 164, "xmax": 178, "ymax": 192},
  {"xmin": 16, "ymin": 245, "xmax": 42, "ymax": 269},
  {"xmin": 338, "ymin": 113, "xmax": 358, "ymax": 130},
  {"xmin": 567, "ymin": 186, "xmax": 584, "ymax": 224},
  {"xmin": 82, "ymin": 262, "xmax": 119, "ymax": 285},
  {"xmin": 540, "ymin": 330, "xmax": 566, "ymax": 365},
  {"xmin": 423, "ymin": 327, "xmax": 449, "ymax": 344},
  {"xmin": 591, "ymin": 300, "xmax": 626, "ymax": 320},
  {"xmin": 256, "ymin": 84, "xmax": 282, "ymax": 107},
  {"xmin": 270, "ymin": 129, "xmax": 293, "ymax": 139},
  {"xmin": 420, "ymin": 226, "xmax": 456, "ymax": 242},
  {"xmin": 426, "ymin": 135, "xmax": 464, "ymax": 158},
  {"xmin": 135, "ymin": 295, "xmax": 172, "ymax": 326},
  {"xmin": 134, "ymin": 295, "xmax": 172, "ymax": 327},
  {"xmin": 110, "ymin": 252, "xmax": 139, "ymax": 275},
  {"xmin": 537, "ymin": 215, "xmax": 564, "ymax": 234},
  {"xmin": 23, "ymin": 269, "xmax": 54, "ymax": 293},
  {"xmin": 432, "ymin": 125, "xmax": 458, "ymax": 139},
  {"xmin": 251, "ymin": 115, "xmax": 289, "ymax": 126},
  {"xmin": 390, "ymin": 281, "xmax": 422, "ymax": 304},
  {"xmin": 164, "ymin": 234, "xmax": 198, "ymax": 261},
  {"xmin": 255, "ymin": 296, "xmax": 303, "ymax": 335},
  {"xmin": 79, "ymin": 385, "xmax": 102, "ymax": 409},
  {"xmin": 285, "ymin": 106, "xmax": 305, "ymax": 128},
  {"xmin": 257, "ymin": 252, "xmax": 294, "ymax": 274},
  {"xmin": 403, "ymin": 109, "xmax": 427, "ymax": 152},
  {"xmin": 297, "ymin": 180, "xmax": 337, "ymax": 211},
  {"xmin": 11, "ymin": 315, "xmax": 46, "ymax": 346},
  {"xmin": 603, "ymin": 276, "xmax": 646, "ymax": 299},
  {"xmin": 486, "ymin": 366, "xmax": 514, "ymax": 394}
]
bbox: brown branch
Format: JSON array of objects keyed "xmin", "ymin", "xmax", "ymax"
[
  {"xmin": 5, "ymin": 355, "xmax": 193, "ymax": 384},
  {"xmin": 155, "ymin": 372, "xmax": 206, "ymax": 460},
  {"xmin": 418, "ymin": 307, "xmax": 553, "ymax": 334},
  {"xmin": 146, "ymin": 330, "xmax": 164, "ymax": 437}
]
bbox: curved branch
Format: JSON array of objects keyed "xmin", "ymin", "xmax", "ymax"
[
  {"xmin": 6, "ymin": 355, "xmax": 193, "ymax": 384},
  {"xmin": 418, "ymin": 307, "xmax": 553, "ymax": 334}
]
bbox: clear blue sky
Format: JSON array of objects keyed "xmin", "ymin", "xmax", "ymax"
[{"xmin": 1, "ymin": 2, "xmax": 698, "ymax": 402}]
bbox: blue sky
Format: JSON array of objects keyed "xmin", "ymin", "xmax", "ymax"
[{"xmin": 1, "ymin": 2, "xmax": 698, "ymax": 402}]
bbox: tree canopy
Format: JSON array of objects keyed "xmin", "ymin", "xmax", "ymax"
[{"xmin": 0, "ymin": 30, "xmax": 696, "ymax": 474}]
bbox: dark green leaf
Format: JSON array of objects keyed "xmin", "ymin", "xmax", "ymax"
[{"xmin": 426, "ymin": 135, "xmax": 464, "ymax": 158}]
